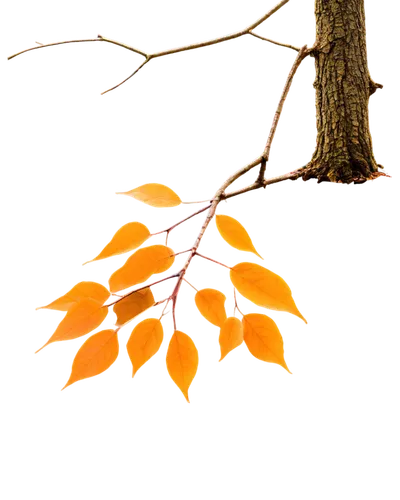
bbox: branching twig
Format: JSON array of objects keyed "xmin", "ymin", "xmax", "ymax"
[
  {"xmin": 8, "ymin": 0, "xmax": 299, "ymax": 94},
  {"xmin": 248, "ymin": 31, "xmax": 300, "ymax": 52}
]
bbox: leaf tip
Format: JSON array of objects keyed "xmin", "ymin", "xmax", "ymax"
[{"xmin": 35, "ymin": 343, "xmax": 47, "ymax": 354}]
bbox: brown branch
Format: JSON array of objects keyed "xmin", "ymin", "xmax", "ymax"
[
  {"xmin": 105, "ymin": 273, "xmax": 180, "ymax": 307},
  {"xmin": 154, "ymin": 202, "xmax": 211, "ymax": 236},
  {"xmin": 98, "ymin": 57, "xmax": 149, "ymax": 97},
  {"xmin": 249, "ymin": 30, "xmax": 301, "ymax": 52},
  {"xmin": 8, "ymin": 0, "xmax": 296, "ymax": 94},
  {"xmin": 258, "ymin": 45, "xmax": 311, "ymax": 182}
]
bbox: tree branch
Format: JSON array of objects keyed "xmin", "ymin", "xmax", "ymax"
[
  {"xmin": 98, "ymin": 57, "xmax": 149, "ymax": 97},
  {"xmin": 105, "ymin": 274, "xmax": 180, "ymax": 307},
  {"xmin": 258, "ymin": 45, "xmax": 311, "ymax": 181},
  {"xmin": 154, "ymin": 202, "xmax": 211, "ymax": 236},
  {"xmin": 8, "ymin": 0, "xmax": 297, "ymax": 94},
  {"xmin": 248, "ymin": 30, "xmax": 301, "ymax": 52}
]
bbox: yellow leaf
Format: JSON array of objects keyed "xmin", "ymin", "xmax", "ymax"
[
  {"xmin": 127, "ymin": 318, "xmax": 163, "ymax": 377},
  {"xmin": 83, "ymin": 222, "xmax": 150, "ymax": 264},
  {"xmin": 219, "ymin": 317, "xmax": 243, "ymax": 361},
  {"xmin": 36, "ymin": 298, "xmax": 108, "ymax": 352},
  {"xmin": 109, "ymin": 245, "xmax": 175, "ymax": 293},
  {"xmin": 166, "ymin": 331, "xmax": 198, "ymax": 402},
  {"xmin": 117, "ymin": 183, "xmax": 181, "ymax": 208},
  {"xmin": 37, "ymin": 281, "xmax": 110, "ymax": 311},
  {"xmin": 230, "ymin": 263, "xmax": 306, "ymax": 323},
  {"xmin": 195, "ymin": 288, "xmax": 227, "ymax": 327},
  {"xmin": 216, "ymin": 214, "xmax": 262, "ymax": 258},
  {"xmin": 242, "ymin": 313, "xmax": 291, "ymax": 372},
  {"xmin": 62, "ymin": 329, "xmax": 119, "ymax": 389},
  {"xmin": 113, "ymin": 288, "xmax": 155, "ymax": 327}
]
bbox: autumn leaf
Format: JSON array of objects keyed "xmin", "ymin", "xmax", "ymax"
[
  {"xmin": 37, "ymin": 281, "xmax": 110, "ymax": 311},
  {"xmin": 36, "ymin": 299, "xmax": 108, "ymax": 352},
  {"xmin": 195, "ymin": 288, "xmax": 227, "ymax": 327},
  {"xmin": 230, "ymin": 263, "xmax": 306, "ymax": 323},
  {"xmin": 113, "ymin": 288, "xmax": 155, "ymax": 327},
  {"xmin": 62, "ymin": 329, "xmax": 119, "ymax": 389},
  {"xmin": 83, "ymin": 222, "xmax": 150, "ymax": 264},
  {"xmin": 166, "ymin": 331, "xmax": 198, "ymax": 402},
  {"xmin": 127, "ymin": 318, "xmax": 163, "ymax": 377},
  {"xmin": 242, "ymin": 313, "xmax": 290, "ymax": 372},
  {"xmin": 117, "ymin": 183, "xmax": 181, "ymax": 208},
  {"xmin": 219, "ymin": 317, "xmax": 243, "ymax": 361},
  {"xmin": 216, "ymin": 214, "xmax": 262, "ymax": 258},
  {"xmin": 109, "ymin": 245, "xmax": 175, "ymax": 293}
]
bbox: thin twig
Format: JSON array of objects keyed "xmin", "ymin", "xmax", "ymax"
[
  {"xmin": 183, "ymin": 278, "xmax": 198, "ymax": 292},
  {"xmin": 234, "ymin": 288, "xmax": 245, "ymax": 317},
  {"xmin": 249, "ymin": 30, "xmax": 301, "ymax": 52},
  {"xmin": 196, "ymin": 251, "xmax": 230, "ymax": 270},
  {"xmin": 154, "ymin": 202, "xmax": 211, "ymax": 236},
  {"xmin": 182, "ymin": 196, "xmax": 212, "ymax": 207},
  {"xmin": 105, "ymin": 273, "xmax": 180, "ymax": 307},
  {"xmin": 98, "ymin": 57, "xmax": 149, "ymax": 97}
]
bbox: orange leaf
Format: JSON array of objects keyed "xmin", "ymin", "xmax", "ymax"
[
  {"xmin": 36, "ymin": 298, "xmax": 108, "ymax": 352},
  {"xmin": 127, "ymin": 318, "xmax": 163, "ymax": 377},
  {"xmin": 62, "ymin": 329, "xmax": 119, "ymax": 389},
  {"xmin": 230, "ymin": 263, "xmax": 306, "ymax": 323},
  {"xmin": 195, "ymin": 288, "xmax": 227, "ymax": 327},
  {"xmin": 109, "ymin": 245, "xmax": 175, "ymax": 293},
  {"xmin": 37, "ymin": 281, "xmax": 110, "ymax": 311},
  {"xmin": 216, "ymin": 214, "xmax": 262, "ymax": 258},
  {"xmin": 117, "ymin": 183, "xmax": 181, "ymax": 208},
  {"xmin": 219, "ymin": 317, "xmax": 243, "ymax": 361},
  {"xmin": 113, "ymin": 288, "xmax": 155, "ymax": 327},
  {"xmin": 242, "ymin": 313, "xmax": 291, "ymax": 372},
  {"xmin": 83, "ymin": 222, "xmax": 150, "ymax": 264},
  {"xmin": 166, "ymin": 331, "xmax": 198, "ymax": 402}
]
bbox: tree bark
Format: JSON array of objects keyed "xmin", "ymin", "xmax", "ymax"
[{"xmin": 302, "ymin": 0, "xmax": 382, "ymax": 183}]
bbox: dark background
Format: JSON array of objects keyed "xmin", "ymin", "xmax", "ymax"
[{"xmin": 0, "ymin": 1, "xmax": 398, "ymax": 410}]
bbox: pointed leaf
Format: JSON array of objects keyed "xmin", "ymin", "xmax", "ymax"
[
  {"xmin": 37, "ymin": 281, "xmax": 110, "ymax": 311},
  {"xmin": 84, "ymin": 222, "xmax": 150, "ymax": 264},
  {"xmin": 36, "ymin": 299, "xmax": 108, "ymax": 352},
  {"xmin": 195, "ymin": 288, "xmax": 227, "ymax": 327},
  {"xmin": 219, "ymin": 317, "xmax": 243, "ymax": 361},
  {"xmin": 242, "ymin": 313, "xmax": 290, "ymax": 372},
  {"xmin": 127, "ymin": 318, "xmax": 163, "ymax": 377},
  {"xmin": 113, "ymin": 288, "xmax": 155, "ymax": 327},
  {"xmin": 117, "ymin": 183, "xmax": 181, "ymax": 208},
  {"xmin": 166, "ymin": 331, "xmax": 198, "ymax": 402},
  {"xmin": 216, "ymin": 215, "xmax": 262, "ymax": 258},
  {"xmin": 63, "ymin": 329, "xmax": 119, "ymax": 389},
  {"xmin": 109, "ymin": 245, "xmax": 175, "ymax": 293},
  {"xmin": 230, "ymin": 263, "xmax": 306, "ymax": 323}
]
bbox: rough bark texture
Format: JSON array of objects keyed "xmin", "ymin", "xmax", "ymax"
[{"xmin": 302, "ymin": 0, "xmax": 382, "ymax": 183}]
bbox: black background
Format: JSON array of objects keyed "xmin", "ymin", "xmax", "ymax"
[{"xmin": 0, "ymin": 1, "xmax": 398, "ymax": 410}]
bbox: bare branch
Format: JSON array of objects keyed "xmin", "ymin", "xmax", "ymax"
[
  {"xmin": 248, "ymin": 30, "xmax": 301, "ymax": 52},
  {"xmin": 5, "ymin": 36, "xmax": 102, "ymax": 62},
  {"xmin": 98, "ymin": 58, "xmax": 149, "ymax": 97},
  {"xmin": 96, "ymin": 35, "xmax": 148, "ymax": 57},
  {"xmin": 149, "ymin": 0, "xmax": 292, "ymax": 59},
  {"xmin": 258, "ymin": 45, "xmax": 311, "ymax": 181}
]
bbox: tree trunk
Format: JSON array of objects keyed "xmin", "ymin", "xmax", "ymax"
[{"xmin": 302, "ymin": 0, "xmax": 382, "ymax": 184}]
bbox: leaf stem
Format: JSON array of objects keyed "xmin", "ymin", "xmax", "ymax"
[{"xmin": 195, "ymin": 253, "xmax": 232, "ymax": 270}]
